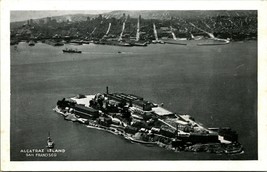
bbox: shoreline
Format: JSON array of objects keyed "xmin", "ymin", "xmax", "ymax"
[{"xmin": 11, "ymin": 39, "xmax": 257, "ymax": 47}]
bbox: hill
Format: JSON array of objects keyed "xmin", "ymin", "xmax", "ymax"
[{"xmin": 11, "ymin": 10, "xmax": 257, "ymax": 25}]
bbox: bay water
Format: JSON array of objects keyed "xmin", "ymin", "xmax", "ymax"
[{"xmin": 10, "ymin": 41, "xmax": 257, "ymax": 160}]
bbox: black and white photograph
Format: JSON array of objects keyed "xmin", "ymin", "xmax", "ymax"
[{"xmin": 1, "ymin": 0, "xmax": 267, "ymax": 171}]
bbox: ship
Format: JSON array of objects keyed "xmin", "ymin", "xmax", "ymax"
[
  {"xmin": 159, "ymin": 22, "xmax": 230, "ymax": 46},
  {"xmin": 130, "ymin": 41, "xmax": 148, "ymax": 47},
  {"xmin": 46, "ymin": 132, "xmax": 55, "ymax": 148},
  {"xmin": 28, "ymin": 40, "xmax": 35, "ymax": 46},
  {"xmin": 161, "ymin": 39, "xmax": 187, "ymax": 45},
  {"xmin": 53, "ymin": 41, "xmax": 64, "ymax": 46},
  {"xmin": 62, "ymin": 48, "xmax": 82, "ymax": 53},
  {"xmin": 69, "ymin": 40, "xmax": 83, "ymax": 45},
  {"xmin": 81, "ymin": 40, "xmax": 90, "ymax": 44},
  {"xmin": 99, "ymin": 40, "xmax": 133, "ymax": 47},
  {"xmin": 162, "ymin": 38, "xmax": 230, "ymax": 46},
  {"xmin": 45, "ymin": 40, "xmax": 64, "ymax": 46}
]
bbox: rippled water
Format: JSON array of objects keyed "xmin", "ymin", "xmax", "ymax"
[{"xmin": 10, "ymin": 41, "xmax": 257, "ymax": 160}]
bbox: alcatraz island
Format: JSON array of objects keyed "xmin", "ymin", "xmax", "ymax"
[{"xmin": 54, "ymin": 87, "xmax": 243, "ymax": 154}]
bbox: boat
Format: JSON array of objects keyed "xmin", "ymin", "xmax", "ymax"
[
  {"xmin": 162, "ymin": 38, "xmax": 229, "ymax": 46},
  {"xmin": 46, "ymin": 132, "xmax": 55, "ymax": 148},
  {"xmin": 69, "ymin": 40, "xmax": 83, "ymax": 45},
  {"xmin": 45, "ymin": 40, "xmax": 64, "ymax": 46},
  {"xmin": 99, "ymin": 40, "xmax": 133, "ymax": 47},
  {"xmin": 62, "ymin": 48, "xmax": 82, "ymax": 53},
  {"xmin": 81, "ymin": 40, "xmax": 90, "ymax": 44},
  {"xmin": 161, "ymin": 39, "xmax": 187, "ymax": 45},
  {"xmin": 117, "ymin": 42, "xmax": 132, "ymax": 47},
  {"xmin": 196, "ymin": 38, "xmax": 230, "ymax": 46},
  {"xmin": 53, "ymin": 41, "xmax": 64, "ymax": 46},
  {"xmin": 161, "ymin": 23, "xmax": 230, "ymax": 46},
  {"xmin": 130, "ymin": 41, "xmax": 148, "ymax": 47},
  {"xmin": 28, "ymin": 40, "xmax": 35, "ymax": 46}
]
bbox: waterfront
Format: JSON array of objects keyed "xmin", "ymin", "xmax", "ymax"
[{"xmin": 11, "ymin": 42, "xmax": 257, "ymax": 160}]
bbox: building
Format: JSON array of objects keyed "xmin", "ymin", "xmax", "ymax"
[
  {"xmin": 160, "ymin": 27, "xmax": 170, "ymax": 31},
  {"xmin": 98, "ymin": 116, "xmax": 112, "ymax": 126},
  {"xmin": 39, "ymin": 19, "xmax": 45, "ymax": 25},
  {"xmin": 152, "ymin": 106, "xmax": 174, "ymax": 116},
  {"xmin": 30, "ymin": 19, "xmax": 34, "ymax": 25},
  {"xmin": 218, "ymin": 128, "xmax": 238, "ymax": 142},
  {"xmin": 46, "ymin": 17, "xmax": 52, "ymax": 24},
  {"xmin": 73, "ymin": 104, "xmax": 99, "ymax": 119},
  {"xmin": 125, "ymin": 125, "xmax": 138, "ymax": 134},
  {"xmin": 132, "ymin": 99, "xmax": 153, "ymax": 111},
  {"xmin": 122, "ymin": 13, "xmax": 126, "ymax": 20},
  {"xmin": 177, "ymin": 133, "xmax": 219, "ymax": 144},
  {"xmin": 106, "ymin": 93, "xmax": 154, "ymax": 111},
  {"xmin": 98, "ymin": 14, "xmax": 103, "ymax": 20},
  {"xmin": 160, "ymin": 125, "xmax": 177, "ymax": 138}
]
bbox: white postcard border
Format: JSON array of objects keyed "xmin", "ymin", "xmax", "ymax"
[{"xmin": 1, "ymin": 0, "xmax": 267, "ymax": 171}]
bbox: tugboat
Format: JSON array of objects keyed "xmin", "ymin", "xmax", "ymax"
[
  {"xmin": 62, "ymin": 48, "xmax": 82, "ymax": 53},
  {"xmin": 46, "ymin": 132, "xmax": 55, "ymax": 148}
]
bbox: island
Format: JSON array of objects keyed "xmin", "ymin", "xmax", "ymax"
[{"xmin": 54, "ymin": 87, "xmax": 243, "ymax": 154}]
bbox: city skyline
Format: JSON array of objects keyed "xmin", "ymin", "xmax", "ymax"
[{"xmin": 10, "ymin": 10, "xmax": 110, "ymax": 22}]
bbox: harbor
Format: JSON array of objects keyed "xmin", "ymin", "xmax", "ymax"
[{"xmin": 10, "ymin": 11, "xmax": 256, "ymax": 48}]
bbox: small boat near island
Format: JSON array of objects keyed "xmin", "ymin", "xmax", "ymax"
[
  {"xmin": 28, "ymin": 40, "xmax": 35, "ymax": 46},
  {"xmin": 46, "ymin": 132, "xmax": 55, "ymax": 148},
  {"xmin": 62, "ymin": 48, "xmax": 82, "ymax": 53}
]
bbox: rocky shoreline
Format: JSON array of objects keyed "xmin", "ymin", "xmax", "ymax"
[{"xmin": 53, "ymin": 91, "xmax": 244, "ymax": 155}]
